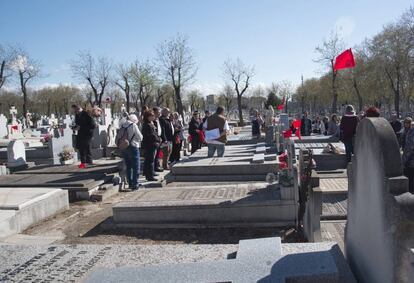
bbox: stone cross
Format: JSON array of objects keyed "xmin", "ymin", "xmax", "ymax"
[
  {"xmin": 63, "ymin": 115, "xmax": 72, "ymax": 129},
  {"xmin": 9, "ymin": 106, "xmax": 18, "ymax": 125}
]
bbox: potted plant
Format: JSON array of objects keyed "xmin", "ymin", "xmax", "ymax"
[{"xmin": 59, "ymin": 146, "xmax": 75, "ymax": 165}]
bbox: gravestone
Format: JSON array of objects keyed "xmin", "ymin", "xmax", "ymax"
[
  {"xmin": 345, "ymin": 117, "xmax": 414, "ymax": 283},
  {"xmin": 48, "ymin": 114, "xmax": 58, "ymax": 126},
  {"xmin": 265, "ymin": 125, "xmax": 275, "ymax": 146},
  {"xmin": 0, "ymin": 114, "xmax": 8, "ymax": 138},
  {"xmin": 113, "ymin": 183, "xmax": 296, "ymax": 227},
  {"xmin": 7, "ymin": 106, "xmax": 23, "ymax": 139},
  {"xmin": 85, "ymin": 237, "xmax": 347, "ymax": 283},
  {"xmin": 279, "ymin": 113, "xmax": 289, "ymax": 131},
  {"xmin": 0, "ymin": 238, "xmax": 355, "ymax": 282},
  {"xmin": 63, "ymin": 115, "xmax": 72, "ymax": 129},
  {"xmin": 7, "ymin": 140, "xmax": 27, "ymax": 168}
]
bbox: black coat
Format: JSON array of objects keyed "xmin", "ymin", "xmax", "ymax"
[
  {"xmin": 188, "ymin": 118, "xmax": 200, "ymax": 136},
  {"xmin": 77, "ymin": 111, "xmax": 96, "ymax": 139},
  {"xmin": 142, "ymin": 122, "xmax": 161, "ymax": 149},
  {"xmin": 159, "ymin": 116, "xmax": 174, "ymax": 142}
]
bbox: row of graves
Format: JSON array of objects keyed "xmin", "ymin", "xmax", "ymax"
[
  {"xmin": 0, "ymin": 105, "xmax": 125, "ymax": 241},
  {"xmin": 0, "ymin": 111, "xmax": 413, "ymax": 282}
]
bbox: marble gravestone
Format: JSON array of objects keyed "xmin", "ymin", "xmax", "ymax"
[
  {"xmin": 7, "ymin": 140, "xmax": 27, "ymax": 168},
  {"xmin": 346, "ymin": 118, "xmax": 414, "ymax": 283},
  {"xmin": 85, "ymin": 237, "xmax": 345, "ymax": 283},
  {"xmin": 0, "ymin": 114, "xmax": 8, "ymax": 139},
  {"xmin": 0, "ymin": 238, "xmax": 356, "ymax": 283}
]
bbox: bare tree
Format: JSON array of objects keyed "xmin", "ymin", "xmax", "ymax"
[
  {"xmin": 71, "ymin": 50, "xmax": 112, "ymax": 107},
  {"xmin": 115, "ymin": 63, "xmax": 133, "ymax": 112},
  {"xmin": 0, "ymin": 44, "xmax": 15, "ymax": 90},
  {"xmin": 130, "ymin": 60, "xmax": 158, "ymax": 110},
  {"xmin": 186, "ymin": 89, "xmax": 204, "ymax": 112},
  {"xmin": 10, "ymin": 48, "xmax": 42, "ymax": 117},
  {"xmin": 223, "ymin": 58, "xmax": 254, "ymax": 126},
  {"xmin": 315, "ymin": 31, "xmax": 345, "ymax": 113},
  {"xmin": 219, "ymin": 84, "xmax": 235, "ymax": 112},
  {"xmin": 156, "ymin": 34, "xmax": 197, "ymax": 119}
]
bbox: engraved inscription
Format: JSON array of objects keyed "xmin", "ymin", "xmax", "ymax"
[
  {"xmin": 0, "ymin": 246, "xmax": 112, "ymax": 282},
  {"xmin": 177, "ymin": 187, "xmax": 249, "ymax": 200}
]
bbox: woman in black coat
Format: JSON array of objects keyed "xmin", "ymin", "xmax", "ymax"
[
  {"xmin": 141, "ymin": 110, "xmax": 161, "ymax": 181},
  {"xmin": 188, "ymin": 111, "xmax": 201, "ymax": 154}
]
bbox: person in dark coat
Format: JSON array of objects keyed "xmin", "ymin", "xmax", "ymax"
[
  {"xmin": 169, "ymin": 112, "xmax": 183, "ymax": 164},
  {"xmin": 390, "ymin": 113, "xmax": 402, "ymax": 141},
  {"xmin": 400, "ymin": 117, "xmax": 413, "ymax": 149},
  {"xmin": 402, "ymin": 125, "xmax": 414, "ymax": 193},
  {"xmin": 142, "ymin": 110, "xmax": 161, "ymax": 181},
  {"xmin": 189, "ymin": 111, "xmax": 201, "ymax": 154},
  {"xmin": 76, "ymin": 106, "xmax": 101, "ymax": 167},
  {"xmin": 300, "ymin": 111, "xmax": 312, "ymax": 136},
  {"xmin": 340, "ymin": 105, "xmax": 359, "ymax": 162},
  {"xmin": 159, "ymin": 108, "xmax": 174, "ymax": 170},
  {"xmin": 152, "ymin": 107, "xmax": 163, "ymax": 172}
]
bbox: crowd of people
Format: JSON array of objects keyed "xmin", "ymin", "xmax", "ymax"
[
  {"xmin": 70, "ymin": 104, "xmax": 230, "ymax": 190},
  {"xmin": 297, "ymin": 105, "xmax": 414, "ymax": 193}
]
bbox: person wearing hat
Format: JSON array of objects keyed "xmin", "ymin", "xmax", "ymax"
[
  {"xmin": 77, "ymin": 106, "xmax": 101, "ymax": 167},
  {"xmin": 119, "ymin": 114, "xmax": 143, "ymax": 190},
  {"xmin": 339, "ymin": 105, "xmax": 359, "ymax": 162},
  {"xmin": 189, "ymin": 111, "xmax": 201, "ymax": 154}
]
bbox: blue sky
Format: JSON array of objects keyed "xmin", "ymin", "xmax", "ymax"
[{"xmin": 1, "ymin": 0, "xmax": 412, "ymax": 94}]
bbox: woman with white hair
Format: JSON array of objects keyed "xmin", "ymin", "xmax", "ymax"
[{"xmin": 119, "ymin": 114, "xmax": 143, "ymax": 190}]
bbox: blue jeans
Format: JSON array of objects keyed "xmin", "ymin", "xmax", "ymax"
[
  {"xmin": 123, "ymin": 146, "xmax": 140, "ymax": 188},
  {"xmin": 207, "ymin": 143, "xmax": 225, "ymax": 157}
]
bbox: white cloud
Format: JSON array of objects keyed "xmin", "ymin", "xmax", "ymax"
[{"xmin": 335, "ymin": 16, "xmax": 356, "ymax": 38}]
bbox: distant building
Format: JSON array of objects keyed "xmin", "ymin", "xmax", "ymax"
[{"xmin": 206, "ymin": 94, "xmax": 216, "ymax": 112}]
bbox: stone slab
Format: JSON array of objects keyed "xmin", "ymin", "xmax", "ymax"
[
  {"xmin": 317, "ymin": 178, "xmax": 348, "ymax": 194},
  {"xmin": 321, "ymin": 220, "xmax": 346, "ymax": 252},
  {"xmin": 0, "ymin": 240, "xmax": 355, "ymax": 283},
  {"xmin": 172, "ymin": 157, "xmax": 278, "ymax": 175},
  {"xmin": 85, "ymin": 237, "xmax": 343, "ymax": 283},
  {"xmin": 0, "ymin": 174, "xmax": 105, "ymax": 192},
  {"xmin": 14, "ymin": 159, "xmax": 121, "ymax": 175},
  {"xmin": 321, "ymin": 194, "xmax": 348, "ymax": 220},
  {"xmin": 113, "ymin": 184, "xmax": 297, "ymax": 227},
  {"xmin": 0, "ymin": 187, "xmax": 64, "ymax": 210},
  {"xmin": 166, "ymin": 173, "xmax": 269, "ymax": 182},
  {"xmin": 252, "ymin": 153, "xmax": 264, "ymax": 164},
  {"xmin": 0, "ymin": 188, "xmax": 68, "ymax": 239}
]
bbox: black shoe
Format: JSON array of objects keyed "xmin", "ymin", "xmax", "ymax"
[
  {"xmin": 130, "ymin": 186, "xmax": 139, "ymax": 191},
  {"xmin": 155, "ymin": 168, "xmax": 164, "ymax": 172},
  {"xmin": 146, "ymin": 177, "xmax": 157, "ymax": 181}
]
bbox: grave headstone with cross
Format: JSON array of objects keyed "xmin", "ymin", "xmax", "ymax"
[{"xmin": 7, "ymin": 106, "xmax": 23, "ymax": 139}]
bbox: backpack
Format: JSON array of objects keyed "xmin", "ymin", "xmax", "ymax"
[{"xmin": 116, "ymin": 124, "xmax": 135, "ymax": 150}]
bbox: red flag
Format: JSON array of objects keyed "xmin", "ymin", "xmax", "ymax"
[
  {"xmin": 334, "ymin": 48, "xmax": 356, "ymax": 71},
  {"xmin": 277, "ymin": 97, "xmax": 285, "ymax": 110}
]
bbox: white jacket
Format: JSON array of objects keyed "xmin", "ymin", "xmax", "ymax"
[{"xmin": 121, "ymin": 120, "xmax": 143, "ymax": 148}]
